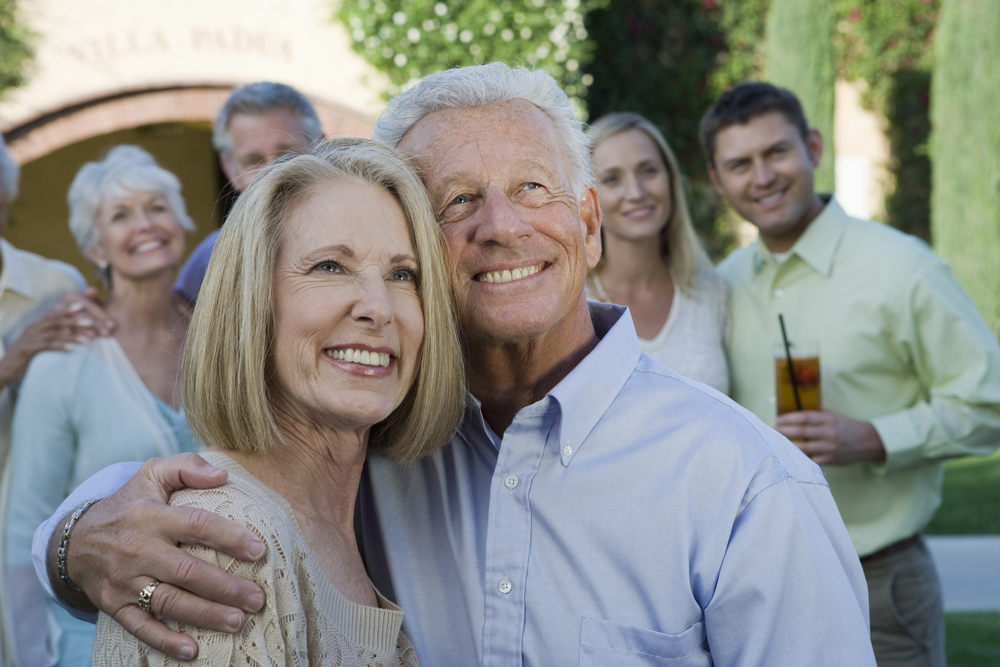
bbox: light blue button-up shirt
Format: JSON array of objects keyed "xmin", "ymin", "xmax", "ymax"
[
  {"xmin": 357, "ymin": 303, "xmax": 873, "ymax": 666},
  {"xmin": 35, "ymin": 305, "xmax": 875, "ymax": 666}
]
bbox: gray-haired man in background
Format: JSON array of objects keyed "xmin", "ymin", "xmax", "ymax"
[{"xmin": 173, "ymin": 82, "xmax": 322, "ymax": 304}]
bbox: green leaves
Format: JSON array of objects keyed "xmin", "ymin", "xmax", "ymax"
[
  {"xmin": 336, "ymin": 0, "xmax": 603, "ymax": 106},
  {"xmin": 0, "ymin": 0, "xmax": 34, "ymax": 99}
]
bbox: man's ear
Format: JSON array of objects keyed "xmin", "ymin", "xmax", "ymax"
[
  {"xmin": 707, "ymin": 163, "xmax": 724, "ymax": 197},
  {"xmin": 580, "ymin": 185, "xmax": 603, "ymax": 269},
  {"xmin": 220, "ymin": 155, "xmax": 238, "ymax": 187},
  {"xmin": 806, "ymin": 128, "xmax": 824, "ymax": 168}
]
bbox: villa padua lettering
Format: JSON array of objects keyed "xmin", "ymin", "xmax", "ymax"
[{"xmin": 67, "ymin": 26, "xmax": 294, "ymax": 65}]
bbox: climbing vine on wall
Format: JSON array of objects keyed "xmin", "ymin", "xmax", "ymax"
[{"xmin": 834, "ymin": 0, "xmax": 939, "ymax": 240}]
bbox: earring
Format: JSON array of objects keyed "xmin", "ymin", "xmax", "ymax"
[{"xmin": 98, "ymin": 261, "xmax": 108, "ymax": 271}]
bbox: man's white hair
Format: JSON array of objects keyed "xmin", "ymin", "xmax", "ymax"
[
  {"xmin": 212, "ymin": 82, "xmax": 323, "ymax": 158},
  {"xmin": 0, "ymin": 134, "xmax": 19, "ymax": 203},
  {"xmin": 373, "ymin": 63, "xmax": 594, "ymax": 195}
]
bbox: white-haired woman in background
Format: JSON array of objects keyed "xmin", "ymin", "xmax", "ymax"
[
  {"xmin": 586, "ymin": 112, "xmax": 730, "ymax": 394},
  {"xmin": 4, "ymin": 145, "xmax": 200, "ymax": 666}
]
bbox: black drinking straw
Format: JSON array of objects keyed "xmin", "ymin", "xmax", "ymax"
[{"xmin": 778, "ymin": 314, "xmax": 802, "ymax": 411}]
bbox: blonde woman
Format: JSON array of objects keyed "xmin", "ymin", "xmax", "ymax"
[
  {"xmin": 93, "ymin": 139, "xmax": 466, "ymax": 665},
  {"xmin": 587, "ymin": 112, "xmax": 730, "ymax": 394}
]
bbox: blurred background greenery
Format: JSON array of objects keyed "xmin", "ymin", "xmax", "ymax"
[
  {"xmin": 334, "ymin": 0, "xmax": 999, "ymax": 340},
  {"xmin": 8, "ymin": 0, "xmax": 995, "ymax": 331}
]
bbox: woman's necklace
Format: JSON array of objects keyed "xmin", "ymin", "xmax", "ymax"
[{"xmin": 591, "ymin": 272, "xmax": 612, "ymax": 303}]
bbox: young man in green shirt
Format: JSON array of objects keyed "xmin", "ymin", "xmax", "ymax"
[{"xmin": 704, "ymin": 82, "xmax": 1000, "ymax": 667}]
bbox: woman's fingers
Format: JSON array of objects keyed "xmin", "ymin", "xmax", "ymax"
[{"xmin": 62, "ymin": 289, "xmax": 116, "ymax": 335}]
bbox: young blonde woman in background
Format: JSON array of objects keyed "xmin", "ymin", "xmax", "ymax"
[{"xmin": 586, "ymin": 112, "xmax": 730, "ymax": 394}]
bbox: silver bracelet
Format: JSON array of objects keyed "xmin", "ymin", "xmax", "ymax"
[{"xmin": 57, "ymin": 500, "xmax": 98, "ymax": 593}]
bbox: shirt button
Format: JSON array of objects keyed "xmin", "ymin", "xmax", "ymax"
[
  {"xmin": 498, "ymin": 578, "xmax": 512, "ymax": 594},
  {"xmin": 504, "ymin": 474, "xmax": 518, "ymax": 490},
  {"xmin": 562, "ymin": 445, "xmax": 573, "ymax": 457},
  {"xmin": 774, "ymin": 289, "xmax": 784, "ymax": 298}
]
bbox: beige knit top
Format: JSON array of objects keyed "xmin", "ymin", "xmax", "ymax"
[{"xmin": 93, "ymin": 451, "xmax": 419, "ymax": 666}]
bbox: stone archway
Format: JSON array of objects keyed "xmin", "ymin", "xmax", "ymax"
[{"xmin": 2, "ymin": 83, "xmax": 375, "ymax": 164}]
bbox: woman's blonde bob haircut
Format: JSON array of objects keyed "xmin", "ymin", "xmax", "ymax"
[
  {"xmin": 587, "ymin": 112, "xmax": 711, "ymax": 292},
  {"xmin": 183, "ymin": 138, "xmax": 466, "ymax": 465}
]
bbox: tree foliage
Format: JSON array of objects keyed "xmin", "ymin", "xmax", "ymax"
[
  {"xmin": 584, "ymin": 0, "xmax": 755, "ymax": 259},
  {"xmin": 930, "ymin": 0, "xmax": 1000, "ymax": 334},
  {"xmin": 0, "ymin": 0, "xmax": 33, "ymax": 98},
  {"xmin": 336, "ymin": 0, "xmax": 601, "ymax": 104},
  {"xmin": 710, "ymin": 0, "xmax": 769, "ymax": 96},
  {"xmin": 334, "ymin": 0, "xmax": 958, "ymax": 264},
  {"xmin": 765, "ymin": 0, "xmax": 836, "ymax": 193}
]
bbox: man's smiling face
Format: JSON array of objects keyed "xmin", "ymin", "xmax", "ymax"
[
  {"xmin": 708, "ymin": 111, "xmax": 825, "ymax": 253},
  {"xmin": 396, "ymin": 99, "xmax": 601, "ymax": 347}
]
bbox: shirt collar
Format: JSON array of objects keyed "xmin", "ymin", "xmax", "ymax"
[
  {"xmin": 752, "ymin": 196, "xmax": 850, "ymax": 279},
  {"xmin": 460, "ymin": 303, "xmax": 639, "ymax": 466},
  {"xmin": 0, "ymin": 239, "xmax": 37, "ymax": 299},
  {"xmin": 546, "ymin": 302, "xmax": 639, "ymax": 465}
]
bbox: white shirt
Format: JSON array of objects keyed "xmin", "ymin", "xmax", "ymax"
[
  {"xmin": 587, "ymin": 265, "xmax": 730, "ymax": 394},
  {"xmin": 0, "ymin": 239, "xmax": 86, "ymax": 461},
  {"xmin": 0, "ymin": 239, "xmax": 84, "ymax": 666}
]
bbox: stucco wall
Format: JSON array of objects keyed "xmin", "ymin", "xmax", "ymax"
[{"xmin": 1, "ymin": 0, "xmax": 387, "ymax": 127}]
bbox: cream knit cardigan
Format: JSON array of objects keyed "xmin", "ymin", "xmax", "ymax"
[{"xmin": 93, "ymin": 451, "xmax": 419, "ymax": 666}]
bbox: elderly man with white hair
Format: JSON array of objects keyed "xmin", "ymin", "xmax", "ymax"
[{"xmin": 34, "ymin": 64, "xmax": 875, "ymax": 666}]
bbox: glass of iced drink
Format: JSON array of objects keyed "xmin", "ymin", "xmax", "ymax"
[{"xmin": 773, "ymin": 341, "xmax": 821, "ymax": 415}]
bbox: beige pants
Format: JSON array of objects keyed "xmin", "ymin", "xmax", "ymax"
[{"xmin": 862, "ymin": 535, "xmax": 946, "ymax": 667}]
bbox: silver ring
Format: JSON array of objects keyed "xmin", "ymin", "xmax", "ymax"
[{"xmin": 138, "ymin": 580, "xmax": 161, "ymax": 613}]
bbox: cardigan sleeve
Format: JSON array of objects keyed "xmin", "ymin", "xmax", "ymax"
[
  {"xmin": 92, "ymin": 485, "xmax": 301, "ymax": 666},
  {"xmin": 92, "ymin": 478, "xmax": 418, "ymax": 666}
]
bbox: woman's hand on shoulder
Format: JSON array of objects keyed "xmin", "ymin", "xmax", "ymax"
[{"xmin": 0, "ymin": 288, "xmax": 114, "ymax": 388}]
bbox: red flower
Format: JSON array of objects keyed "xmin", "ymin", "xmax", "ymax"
[
  {"xmin": 703, "ymin": 0, "xmax": 718, "ymax": 10},
  {"xmin": 626, "ymin": 14, "xmax": 642, "ymax": 37},
  {"xmin": 850, "ymin": 8, "xmax": 861, "ymax": 22}
]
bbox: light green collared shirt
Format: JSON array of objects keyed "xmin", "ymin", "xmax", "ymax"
[{"xmin": 718, "ymin": 198, "xmax": 1000, "ymax": 556}]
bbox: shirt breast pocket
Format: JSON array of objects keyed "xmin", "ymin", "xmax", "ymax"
[{"xmin": 579, "ymin": 617, "xmax": 710, "ymax": 667}]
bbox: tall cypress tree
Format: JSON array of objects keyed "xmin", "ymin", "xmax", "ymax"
[
  {"xmin": 764, "ymin": 0, "xmax": 836, "ymax": 193},
  {"xmin": 931, "ymin": 0, "xmax": 1000, "ymax": 334}
]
